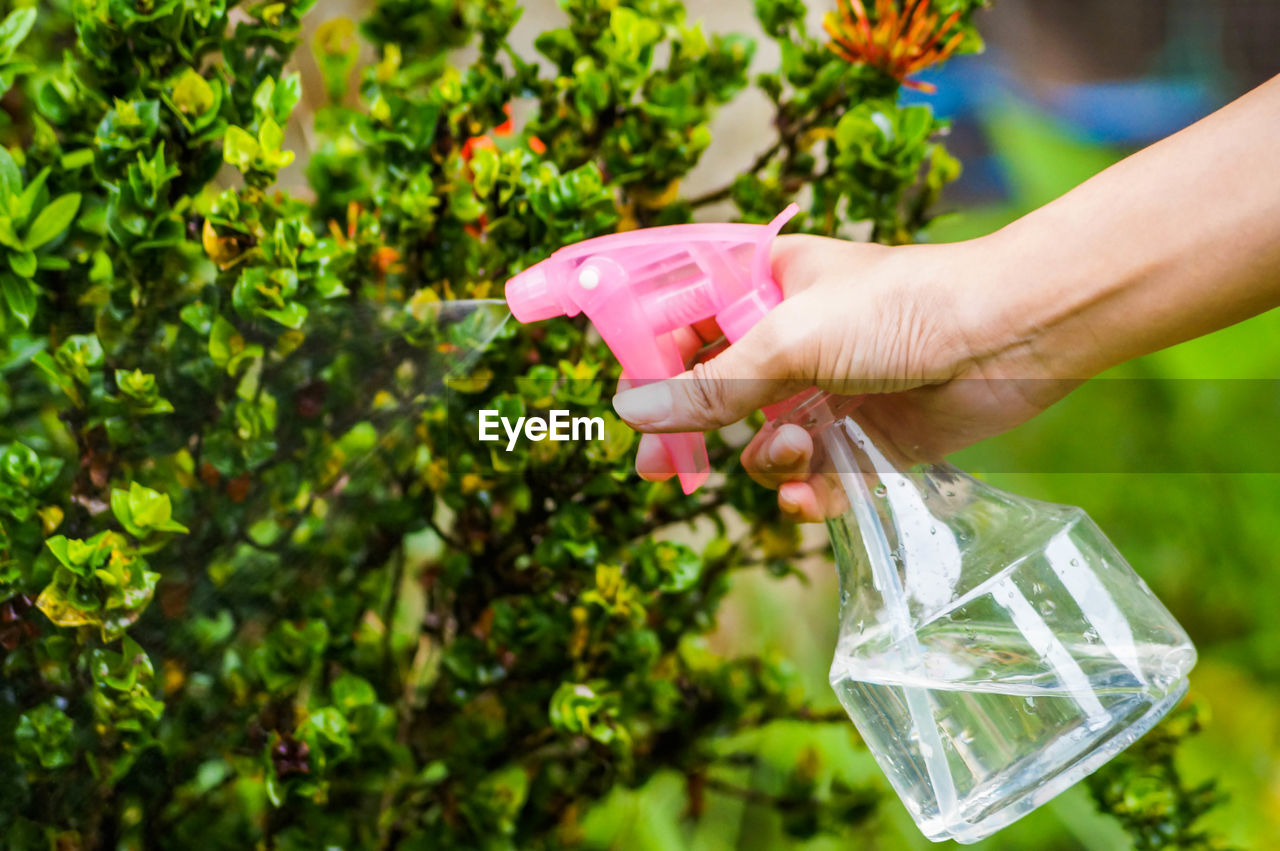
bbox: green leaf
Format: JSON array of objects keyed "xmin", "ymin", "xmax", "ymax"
[
  {"xmin": 449, "ymin": 182, "xmax": 486, "ymax": 223},
  {"xmin": 223, "ymin": 126, "xmax": 259, "ymax": 172},
  {"xmin": 1, "ymin": 272, "xmax": 35, "ymax": 327},
  {"xmin": 548, "ymin": 681, "xmax": 622, "ymax": 745},
  {"xmin": 258, "ymin": 116, "xmax": 284, "ymax": 153},
  {"xmin": 14, "ymin": 702, "xmax": 75, "ymax": 770},
  {"xmin": 0, "ymin": 8, "xmax": 36, "ymax": 61},
  {"xmin": 271, "ymin": 72, "xmax": 302, "ymax": 121},
  {"xmin": 171, "ymin": 68, "xmax": 214, "ymax": 116},
  {"xmin": 179, "ymin": 300, "xmax": 213, "ymax": 334},
  {"xmin": 36, "ymin": 255, "xmax": 70, "ymax": 271},
  {"xmin": 299, "ymin": 706, "xmax": 353, "ymax": 755},
  {"xmin": 113, "ymin": 481, "xmax": 188, "ymax": 537},
  {"xmin": 24, "ymin": 193, "xmax": 81, "ymax": 249},
  {"xmin": 45, "ymin": 535, "xmax": 72, "ymax": 569},
  {"xmin": 208, "ymin": 315, "xmax": 237, "ymax": 367},
  {"xmin": 584, "ymin": 413, "xmax": 635, "ymax": 464},
  {"xmin": 8, "ymin": 249, "xmax": 35, "ymax": 277},
  {"xmin": 32, "ymin": 350, "xmax": 80, "ymax": 405},
  {"xmin": 110, "ymin": 487, "xmax": 135, "ymax": 535},
  {"xmin": 653, "ymin": 542, "xmax": 702, "ymax": 593},
  {"xmin": 38, "ymin": 530, "xmax": 159, "ymax": 640},
  {"xmin": 128, "ymin": 481, "xmax": 172, "ymax": 527},
  {"xmin": 0, "ymin": 216, "xmax": 19, "ymax": 248},
  {"xmin": 471, "ymin": 145, "xmax": 500, "ymax": 197},
  {"xmin": 260, "ymin": 301, "xmax": 307, "ymax": 329},
  {"xmin": 59, "ymin": 149, "xmax": 95, "ymax": 170},
  {"xmin": 0, "ymin": 146, "xmax": 20, "ymax": 198},
  {"xmin": 332, "ymin": 673, "xmax": 376, "ymax": 711},
  {"xmin": 15, "ymin": 166, "xmax": 50, "ymax": 221},
  {"xmin": 1, "ymin": 440, "xmax": 40, "ymax": 486}
]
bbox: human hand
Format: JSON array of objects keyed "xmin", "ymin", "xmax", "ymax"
[{"xmin": 612, "ymin": 232, "xmax": 1080, "ymax": 521}]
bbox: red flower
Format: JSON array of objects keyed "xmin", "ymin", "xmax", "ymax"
[{"xmin": 823, "ymin": 0, "xmax": 966, "ymax": 93}]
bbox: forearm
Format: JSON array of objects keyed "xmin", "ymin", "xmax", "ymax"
[{"xmin": 969, "ymin": 75, "xmax": 1280, "ymax": 380}]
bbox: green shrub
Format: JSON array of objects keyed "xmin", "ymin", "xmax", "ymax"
[{"xmin": 0, "ymin": 0, "xmax": 1228, "ymax": 848}]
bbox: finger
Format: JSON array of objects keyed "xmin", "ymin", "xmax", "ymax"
[
  {"xmin": 635, "ymin": 433, "xmax": 677, "ymax": 482},
  {"xmin": 778, "ymin": 480, "xmax": 825, "ymax": 523},
  {"xmin": 611, "ymin": 300, "xmax": 810, "ymax": 433},
  {"xmin": 741, "ymin": 424, "xmax": 813, "ymax": 489},
  {"xmin": 672, "ymin": 326, "xmax": 705, "ymax": 364}
]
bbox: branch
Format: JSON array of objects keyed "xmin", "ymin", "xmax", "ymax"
[{"xmin": 687, "ymin": 140, "xmax": 784, "ymax": 209}]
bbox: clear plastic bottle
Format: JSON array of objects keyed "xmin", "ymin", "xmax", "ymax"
[{"xmin": 776, "ymin": 394, "xmax": 1197, "ymax": 844}]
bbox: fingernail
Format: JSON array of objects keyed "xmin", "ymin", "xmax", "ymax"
[
  {"xmin": 612, "ymin": 382, "xmax": 673, "ymax": 425},
  {"xmin": 768, "ymin": 433, "xmax": 803, "ymax": 466},
  {"xmin": 778, "ymin": 491, "xmax": 799, "ymax": 514}
]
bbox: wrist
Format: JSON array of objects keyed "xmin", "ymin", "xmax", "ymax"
[{"xmin": 951, "ymin": 219, "xmax": 1122, "ymax": 385}]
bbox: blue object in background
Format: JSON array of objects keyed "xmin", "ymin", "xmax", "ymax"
[
  {"xmin": 901, "ymin": 47, "xmax": 1229, "ymax": 207},
  {"xmin": 1046, "ymin": 76, "xmax": 1222, "ymax": 145}
]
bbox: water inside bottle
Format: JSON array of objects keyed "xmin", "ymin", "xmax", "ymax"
[{"xmin": 827, "ymin": 508, "xmax": 1194, "ymax": 843}]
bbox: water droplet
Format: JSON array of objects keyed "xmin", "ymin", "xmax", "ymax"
[
  {"xmin": 929, "ymin": 526, "xmax": 937, "ymax": 535},
  {"xmin": 1030, "ymin": 583, "xmax": 1044, "ymax": 594},
  {"xmin": 897, "ymin": 479, "xmax": 906, "ymax": 487},
  {"xmin": 1024, "ymin": 696, "xmax": 1036, "ymax": 709},
  {"xmin": 1039, "ymin": 601, "xmax": 1056, "ymax": 616},
  {"xmin": 921, "ymin": 491, "xmax": 929, "ymax": 501},
  {"xmin": 1083, "ymin": 628, "xmax": 1099, "ymax": 642},
  {"xmin": 855, "ymin": 619, "xmax": 865, "ymax": 634},
  {"xmin": 873, "ymin": 484, "xmax": 887, "ymax": 497},
  {"xmin": 1070, "ymin": 558, "xmax": 1080, "ymax": 567},
  {"xmin": 945, "ymin": 489, "xmax": 956, "ymax": 498},
  {"xmin": 957, "ymin": 731, "xmax": 975, "ymax": 745}
]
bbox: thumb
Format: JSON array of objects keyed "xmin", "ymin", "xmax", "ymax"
[{"xmin": 611, "ymin": 301, "xmax": 811, "ymax": 433}]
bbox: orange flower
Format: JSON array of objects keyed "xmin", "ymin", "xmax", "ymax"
[
  {"xmin": 371, "ymin": 245, "xmax": 404, "ymax": 280},
  {"xmin": 493, "ymin": 105, "xmax": 515, "ymax": 136},
  {"xmin": 464, "ymin": 213, "xmax": 489, "ymax": 239},
  {"xmin": 823, "ymin": 0, "xmax": 965, "ymax": 93},
  {"xmin": 461, "ymin": 103, "xmax": 546, "ymax": 162},
  {"xmin": 460, "ymin": 133, "xmax": 498, "ymax": 162}
]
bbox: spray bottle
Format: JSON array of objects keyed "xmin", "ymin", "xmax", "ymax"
[{"xmin": 503, "ymin": 206, "xmax": 1196, "ymax": 843}]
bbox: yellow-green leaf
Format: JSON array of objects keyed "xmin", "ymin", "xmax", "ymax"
[{"xmin": 24, "ymin": 193, "xmax": 81, "ymax": 250}]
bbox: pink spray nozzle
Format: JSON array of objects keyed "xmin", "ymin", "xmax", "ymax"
[
  {"xmin": 503, "ymin": 204, "xmax": 800, "ymax": 494},
  {"xmin": 505, "ymin": 265, "xmax": 564, "ymax": 322}
]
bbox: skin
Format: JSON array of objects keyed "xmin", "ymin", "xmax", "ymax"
[{"xmin": 611, "ymin": 74, "xmax": 1280, "ymax": 521}]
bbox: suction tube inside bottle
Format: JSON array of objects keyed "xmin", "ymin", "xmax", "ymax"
[{"xmin": 821, "ymin": 420, "xmax": 960, "ymax": 823}]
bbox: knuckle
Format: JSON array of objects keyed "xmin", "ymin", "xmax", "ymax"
[{"xmin": 685, "ymin": 360, "xmax": 733, "ymax": 423}]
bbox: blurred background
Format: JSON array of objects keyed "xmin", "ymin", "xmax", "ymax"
[
  {"xmin": 286, "ymin": 2, "xmax": 1280, "ymax": 848},
  {"xmin": 499, "ymin": 2, "xmax": 1280, "ymax": 849}
]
